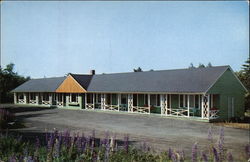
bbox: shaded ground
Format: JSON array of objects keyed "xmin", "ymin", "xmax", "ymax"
[{"xmin": 1, "ymin": 104, "xmax": 249, "ymax": 158}]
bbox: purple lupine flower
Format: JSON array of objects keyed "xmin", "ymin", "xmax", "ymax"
[
  {"xmin": 191, "ymin": 143, "xmax": 198, "ymax": 162},
  {"xmin": 208, "ymin": 127, "xmax": 213, "ymax": 143},
  {"xmin": 212, "ymin": 146, "xmax": 219, "ymax": 162},
  {"xmin": 76, "ymin": 134, "xmax": 82, "ymax": 153},
  {"xmin": 218, "ymin": 127, "xmax": 224, "ymax": 160},
  {"xmin": 35, "ymin": 136, "xmax": 40, "ymax": 150},
  {"xmin": 201, "ymin": 151, "xmax": 208, "ymax": 162},
  {"xmin": 104, "ymin": 137, "xmax": 110, "ymax": 162},
  {"xmin": 171, "ymin": 152, "xmax": 177, "ymax": 162},
  {"xmin": 245, "ymin": 144, "xmax": 250, "ymax": 159},
  {"xmin": 8, "ymin": 155, "xmax": 16, "ymax": 162},
  {"xmin": 178, "ymin": 150, "xmax": 185, "ymax": 161},
  {"xmin": 227, "ymin": 152, "xmax": 233, "ymax": 162},
  {"xmin": 47, "ymin": 135, "xmax": 54, "ymax": 151},
  {"xmin": 123, "ymin": 134, "xmax": 129, "ymax": 153},
  {"xmin": 54, "ymin": 139, "xmax": 60, "ymax": 158},
  {"xmin": 168, "ymin": 148, "xmax": 173, "ymax": 160},
  {"xmin": 45, "ymin": 131, "xmax": 48, "ymax": 143}
]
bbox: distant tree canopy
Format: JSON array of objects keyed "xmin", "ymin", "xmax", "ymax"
[
  {"xmin": 0, "ymin": 63, "xmax": 30, "ymax": 103},
  {"xmin": 189, "ymin": 62, "xmax": 213, "ymax": 69},
  {"xmin": 133, "ymin": 67, "xmax": 143, "ymax": 72},
  {"xmin": 235, "ymin": 57, "xmax": 250, "ymax": 110}
]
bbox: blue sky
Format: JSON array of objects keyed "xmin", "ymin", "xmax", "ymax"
[{"xmin": 1, "ymin": 1, "xmax": 249, "ymax": 78}]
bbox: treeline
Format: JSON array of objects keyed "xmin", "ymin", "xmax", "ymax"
[{"xmin": 0, "ymin": 63, "xmax": 30, "ymax": 103}]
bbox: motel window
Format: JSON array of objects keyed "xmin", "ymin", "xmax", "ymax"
[
  {"xmin": 180, "ymin": 95, "xmax": 183, "ymax": 107},
  {"xmin": 150, "ymin": 94, "xmax": 160, "ymax": 107},
  {"xmin": 195, "ymin": 95, "xmax": 199, "ymax": 108},
  {"xmin": 189, "ymin": 95, "xmax": 195, "ymax": 107},
  {"xmin": 19, "ymin": 94, "xmax": 24, "ymax": 99},
  {"xmin": 106, "ymin": 94, "xmax": 111, "ymax": 105},
  {"xmin": 95, "ymin": 94, "xmax": 101, "ymax": 103},
  {"xmin": 30, "ymin": 93, "xmax": 36, "ymax": 100},
  {"xmin": 87, "ymin": 94, "xmax": 93, "ymax": 103},
  {"xmin": 144, "ymin": 94, "xmax": 148, "ymax": 106},
  {"xmin": 121, "ymin": 94, "xmax": 127, "ymax": 104},
  {"xmin": 57, "ymin": 94, "xmax": 62, "ymax": 102},
  {"xmin": 167, "ymin": 94, "xmax": 171, "ymax": 108},
  {"xmin": 133, "ymin": 94, "xmax": 137, "ymax": 106},
  {"xmin": 43, "ymin": 93, "xmax": 50, "ymax": 101},
  {"xmin": 71, "ymin": 93, "xmax": 78, "ymax": 103}
]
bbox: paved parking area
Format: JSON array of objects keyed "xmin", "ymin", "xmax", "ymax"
[{"xmin": 4, "ymin": 105, "xmax": 250, "ymax": 157}]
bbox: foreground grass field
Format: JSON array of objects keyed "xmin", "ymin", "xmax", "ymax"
[{"xmin": 1, "ymin": 128, "xmax": 250, "ymax": 162}]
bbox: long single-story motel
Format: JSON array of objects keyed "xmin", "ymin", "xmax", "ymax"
[{"xmin": 12, "ymin": 66, "xmax": 247, "ymax": 121}]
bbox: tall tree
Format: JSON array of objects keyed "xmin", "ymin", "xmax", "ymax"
[
  {"xmin": 236, "ymin": 57, "xmax": 250, "ymax": 111},
  {"xmin": 198, "ymin": 63, "xmax": 205, "ymax": 68},
  {"xmin": 207, "ymin": 62, "xmax": 212, "ymax": 67},
  {"xmin": 133, "ymin": 67, "xmax": 143, "ymax": 72},
  {"xmin": 189, "ymin": 63, "xmax": 195, "ymax": 69},
  {"xmin": 0, "ymin": 63, "xmax": 30, "ymax": 103}
]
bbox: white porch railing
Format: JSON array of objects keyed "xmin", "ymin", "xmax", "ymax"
[
  {"xmin": 18, "ymin": 99, "xmax": 25, "ymax": 104},
  {"xmin": 57, "ymin": 101, "xmax": 64, "ymax": 106},
  {"xmin": 209, "ymin": 110, "xmax": 219, "ymax": 119},
  {"xmin": 29, "ymin": 100, "xmax": 37, "ymax": 104},
  {"xmin": 133, "ymin": 106, "xmax": 150, "ymax": 114},
  {"xmin": 168, "ymin": 108, "xmax": 188, "ymax": 116},
  {"xmin": 105, "ymin": 104, "xmax": 119, "ymax": 111},
  {"xmin": 86, "ymin": 103, "xmax": 94, "ymax": 109},
  {"xmin": 42, "ymin": 100, "xmax": 51, "ymax": 105}
]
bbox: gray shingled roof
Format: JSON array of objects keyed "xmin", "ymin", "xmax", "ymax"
[
  {"xmin": 11, "ymin": 66, "xmax": 230, "ymax": 93},
  {"xmin": 70, "ymin": 74, "xmax": 93, "ymax": 90},
  {"xmin": 12, "ymin": 77, "xmax": 66, "ymax": 92},
  {"xmin": 86, "ymin": 66, "xmax": 229, "ymax": 93}
]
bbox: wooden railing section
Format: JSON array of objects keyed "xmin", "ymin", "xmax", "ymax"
[
  {"xmin": 57, "ymin": 101, "xmax": 64, "ymax": 106},
  {"xmin": 29, "ymin": 100, "xmax": 37, "ymax": 104},
  {"xmin": 18, "ymin": 99, "xmax": 25, "ymax": 104},
  {"xmin": 209, "ymin": 110, "xmax": 219, "ymax": 119},
  {"xmin": 42, "ymin": 100, "xmax": 51, "ymax": 105},
  {"xmin": 86, "ymin": 103, "xmax": 94, "ymax": 109},
  {"xmin": 168, "ymin": 108, "xmax": 188, "ymax": 116},
  {"xmin": 105, "ymin": 105, "xmax": 119, "ymax": 111},
  {"xmin": 132, "ymin": 106, "xmax": 150, "ymax": 114}
]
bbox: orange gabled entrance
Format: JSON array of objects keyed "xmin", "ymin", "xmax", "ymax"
[{"xmin": 56, "ymin": 75, "xmax": 86, "ymax": 93}]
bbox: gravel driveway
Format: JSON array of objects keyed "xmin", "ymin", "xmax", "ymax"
[{"xmin": 3, "ymin": 105, "xmax": 250, "ymax": 158}]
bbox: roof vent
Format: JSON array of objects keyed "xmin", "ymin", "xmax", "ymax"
[{"xmin": 90, "ymin": 70, "xmax": 95, "ymax": 75}]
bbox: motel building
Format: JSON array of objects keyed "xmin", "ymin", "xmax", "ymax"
[{"xmin": 12, "ymin": 66, "xmax": 247, "ymax": 121}]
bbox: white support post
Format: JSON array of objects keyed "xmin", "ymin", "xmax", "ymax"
[
  {"xmin": 85, "ymin": 93, "xmax": 87, "ymax": 109},
  {"xmin": 128, "ymin": 94, "xmax": 133, "ymax": 112},
  {"xmin": 35, "ymin": 93, "xmax": 39, "ymax": 105},
  {"xmin": 24, "ymin": 93, "xmax": 27, "ymax": 104},
  {"xmin": 104, "ymin": 94, "xmax": 106, "ymax": 110},
  {"xmin": 14, "ymin": 93, "xmax": 17, "ymax": 104},
  {"xmin": 148, "ymin": 94, "xmax": 150, "ymax": 114},
  {"xmin": 207, "ymin": 94, "xmax": 210, "ymax": 118},
  {"xmin": 165, "ymin": 94, "xmax": 168, "ymax": 115},
  {"xmin": 169, "ymin": 94, "xmax": 172, "ymax": 114},
  {"xmin": 160, "ymin": 94, "xmax": 164, "ymax": 115},
  {"xmin": 187, "ymin": 95, "xmax": 190, "ymax": 117},
  {"xmin": 93, "ymin": 94, "xmax": 95, "ymax": 109},
  {"xmin": 49, "ymin": 93, "xmax": 53, "ymax": 105},
  {"xmin": 201, "ymin": 95, "xmax": 204, "ymax": 118},
  {"xmin": 118, "ymin": 94, "xmax": 121, "ymax": 111}
]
